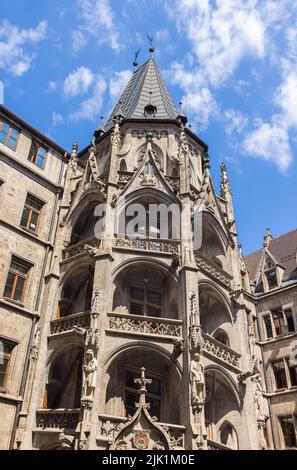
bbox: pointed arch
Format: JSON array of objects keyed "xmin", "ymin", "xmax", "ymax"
[{"xmin": 219, "ymin": 421, "xmax": 239, "ymax": 449}]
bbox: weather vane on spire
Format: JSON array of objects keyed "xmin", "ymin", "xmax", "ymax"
[
  {"xmin": 133, "ymin": 48, "xmax": 141, "ymax": 69},
  {"xmin": 147, "ymin": 34, "xmax": 155, "ymax": 56}
]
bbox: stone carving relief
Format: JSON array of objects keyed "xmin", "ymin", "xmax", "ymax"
[
  {"xmin": 111, "ymin": 115, "xmax": 122, "ymax": 150},
  {"xmin": 190, "ymin": 353, "xmax": 205, "ymax": 412},
  {"xmin": 189, "ymin": 292, "xmax": 202, "ymax": 351},
  {"xmin": 132, "ymin": 129, "xmax": 168, "ymax": 140},
  {"xmin": 30, "ymin": 326, "xmax": 41, "ymax": 362},
  {"xmin": 252, "ymin": 373, "xmax": 268, "ymax": 450},
  {"xmin": 58, "ymin": 432, "xmax": 74, "ymax": 450},
  {"xmin": 110, "ymin": 368, "xmax": 171, "ymax": 451},
  {"xmin": 82, "ymin": 349, "xmax": 98, "ymax": 399}
]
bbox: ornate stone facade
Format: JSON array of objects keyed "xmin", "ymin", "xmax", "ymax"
[{"xmin": 0, "ymin": 55, "xmax": 296, "ymax": 451}]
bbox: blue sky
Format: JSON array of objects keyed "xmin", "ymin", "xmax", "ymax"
[{"xmin": 0, "ymin": 0, "xmax": 296, "ymax": 254}]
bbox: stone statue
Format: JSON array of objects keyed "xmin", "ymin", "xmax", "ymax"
[
  {"xmin": 190, "ymin": 353, "xmax": 205, "ymax": 410},
  {"xmin": 253, "ymin": 373, "xmax": 265, "ymax": 420},
  {"xmin": 82, "ymin": 349, "xmax": 98, "ymax": 398}
]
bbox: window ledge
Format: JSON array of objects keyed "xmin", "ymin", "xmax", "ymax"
[
  {"xmin": 0, "ymin": 297, "xmax": 38, "ymax": 318},
  {"xmin": 0, "ymin": 390, "xmax": 22, "ymax": 404},
  {"xmin": 264, "ymin": 388, "xmax": 297, "ymax": 397},
  {"xmin": 0, "ymin": 217, "xmax": 52, "ymax": 247},
  {"xmin": 258, "ymin": 331, "xmax": 297, "ymax": 345}
]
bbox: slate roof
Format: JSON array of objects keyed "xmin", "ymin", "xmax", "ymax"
[
  {"xmin": 105, "ymin": 58, "xmax": 178, "ymax": 130},
  {"xmin": 244, "ymin": 229, "xmax": 297, "ymax": 284}
]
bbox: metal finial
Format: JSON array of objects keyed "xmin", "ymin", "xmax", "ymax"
[
  {"xmin": 133, "ymin": 48, "xmax": 140, "ymax": 69},
  {"xmin": 147, "ymin": 34, "xmax": 155, "ymax": 56},
  {"xmin": 263, "ymin": 228, "xmax": 272, "ymax": 247},
  {"xmin": 134, "ymin": 367, "xmax": 152, "ymax": 406}
]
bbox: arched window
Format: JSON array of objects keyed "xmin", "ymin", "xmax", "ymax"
[
  {"xmin": 213, "ymin": 329, "xmax": 230, "ymax": 347},
  {"xmin": 70, "ymin": 202, "xmax": 100, "ymax": 245},
  {"xmin": 171, "ymin": 167, "xmax": 178, "ymax": 177},
  {"xmin": 46, "ymin": 346, "xmax": 83, "ymax": 409},
  {"xmin": 57, "ymin": 267, "xmax": 94, "ymax": 318},
  {"xmin": 119, "ymin": 159, "xmax": 127, "ymax": 172},
  {"xmin": 220, "ymin": 423, "xmax": 238, "ymax": 449},
  {"xmin": 144, "ymin": 162, "xmax": 153, "ymax": 176},
  {"xmin": 113, "ymin": 265, "xmax": 178, "ymax": 320}
]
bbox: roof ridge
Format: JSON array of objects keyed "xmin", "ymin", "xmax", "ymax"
[
  {"xmin": 244, "ymin": 228, "xmax": 297, "ymax": 258},
  {"xmin": 269, "ymin": 228, "xmax": 297, "ymax": 242}
]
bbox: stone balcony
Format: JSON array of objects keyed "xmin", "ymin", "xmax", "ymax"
[
  {"xmin": 50, "ymin": 311, "xmax": 91, "ymax": 335},
  {"xmin": 202, "ymin": 333, "xmax": 241, "ymax": 370},
  {"xmin": 35, "ymin": 409, "xmax": 80, "ymax": 431},
  {"xmin": 107, "ymin": 312, "xmax": 182, "ymax": 340},
  {"xmin": 98, "ymin": 414, "xmax": 185, "ymax": 450},
  {"xmin": 114, "ymin": 237, "xmax": 180, "ymax": 255},
  {"xmin": 62, "ymin": 236, "xmax": 100, "ymax": 261},
  {"xmin": 194, "ymin": 252, "xmax": 233, "ymax": 289}
]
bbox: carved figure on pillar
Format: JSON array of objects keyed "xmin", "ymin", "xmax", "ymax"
[
  {"xmin": 190, "ymin": 353, "xmax": 205, "ymax": 411},
  {"xmin": 251, "ymin": 372, "xmax": 267, "ymax": 449},
  {"xmin": 111, "ymin": 114, "xmax": 122, "ymax": 151},
  {"xmin": 82, "ymin": 350, "xmax": 98, "ymax": 399}
]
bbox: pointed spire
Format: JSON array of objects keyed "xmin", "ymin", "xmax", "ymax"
[
  {"xmin": 220, "ymin": 162, "xmax": 232, "ymax": 197},
  {"xmin": 202, "ymin": 152, "xmax": 211, "ymax": 175},
  {"xmin": 105, "ymin": 57, "xmax": 178, "ymax": 130},
  {"xmin": 94, "ymin": 116, "xmax": 105, "ymax": 139},
  {"xmin": 263, "ymin": 228, "xmax": 273, "ymax": 248},
  {"xmin": 134, "ymin": 367, "xmax": 152, "ymax": 406},
  {"xmin": 177, "ymin": 100, "xmax": 188, "ymax": 125}
]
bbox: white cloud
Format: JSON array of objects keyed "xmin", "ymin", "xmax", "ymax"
[
  {"xmin": 71, "ymin": 77, "xmax": 107, "ymax": 121},
  {"xmin": 49, "ymin": 81, "xmax": 58, "ymax": 92},
  {"xmin": 274, "ymin": 72, "xmax": 297, "ymax": 129},
  {"xmin": 52, "ymin": 112, "xmax": 64, "ymax": 127},
  {"xmin": 167, "ymin": 61, "xmax": 218, "ymax": 128},
  {"xmin": 243, "ymin": 120, "xmax": 292, "ymax": 172},
  {"xmin": 63, "ymin": 66, "xmax": 94, "ymax": 98},
  {"xmin": 0, "ymin": 80, "xmax": 3, "ymax": 104},
  {"xmin": 73, "ymin": 0, "xmax": 122, "ymax": 52},
  {"xmin": 165, "ymin": 0, "xmax": 297, "ymax": 171},
  {"xmin": 155, "ymin": 29, "xmax": 170, "ymax": 42},
  {"xmin": 225, "ymin": 109, "xmax": 248, "ymax": 135},
  {"xmin": 0, "ymin": 19, "xmax": 47, "ymax": 76},
  {"xmin": 167, "ymin": 0, "xmax": 270, "ymax": 86},
  {"xmin": 109, "ymin": 69, "xmax": 132, "ymax": 103}
]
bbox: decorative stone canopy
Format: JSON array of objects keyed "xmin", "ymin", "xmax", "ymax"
[{"xmin": 110, "ymin": 367, "xmax": 171, "ymax": 450}]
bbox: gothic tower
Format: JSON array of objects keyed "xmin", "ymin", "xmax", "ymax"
[{"xmin": 16, "ymin": 54, "xmax": 266, "ymax": 450}]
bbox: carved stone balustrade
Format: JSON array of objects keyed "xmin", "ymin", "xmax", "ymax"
[
  {"xmin": 207, "ymin": 439, "xmax": 232, "ymax": 450},
  {"xmin": 98, "ymin": 415, "xmax": 127, "ymax": 441},
  {"xmin": 107, "ymin": 312, "xmax": 182, "ymax": 339},
  {"xmin": 98, "ymin": 415, "xmax": 185, "ymax": 450},
  {"xmin": 160, "ymin": 422, "xmax": 185, "ymax": 449},
  {"xmin": 202, "ymin": 333, "xmax": 241, "ymax": 369},
  {"xmin": 114, "ymin": 237, "xmax": 180, "ymax": 254},
  {"xmin": 194, "ymin": 252, "xmax": 233, "ymax": 289},
  {"xmin": 50, "ymin": 311, "xmax": 91, "ymax": 335},
  {"xmin": 36, "ymin": 410, "xmax": 80, "ymax": 431},
  {"xmin": 62, "ymin": 236, "xmax": 101, "ymax": 261}
]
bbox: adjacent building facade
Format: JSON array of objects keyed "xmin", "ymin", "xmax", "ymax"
[
  {"xmin": 0, "ymin": 55, "xmax": 296, "ymax": 450},
  {"xmin": 245, "ymin": 229, "xmax": 297, "ymax": 450}
]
